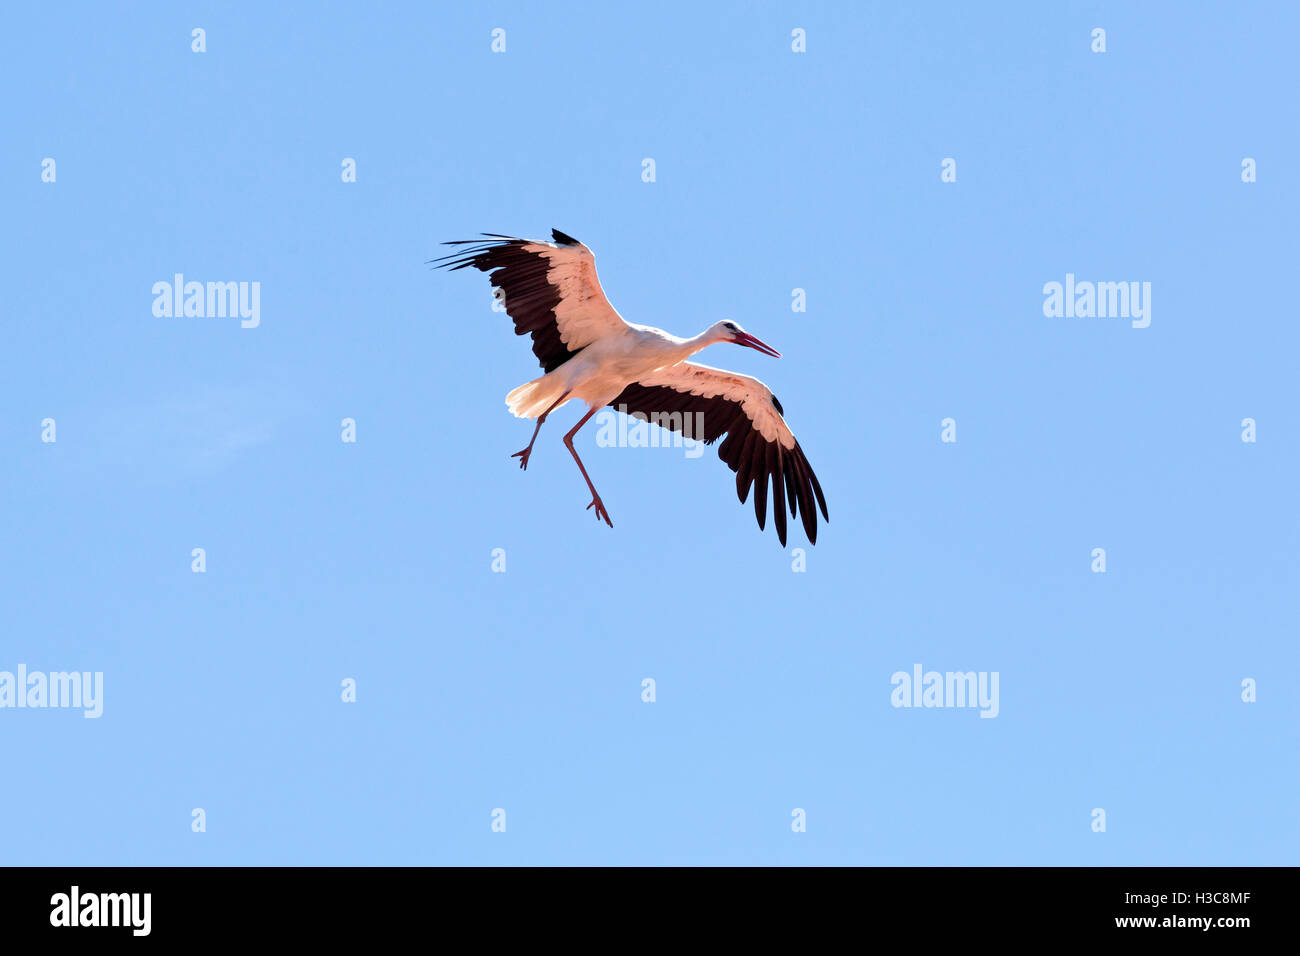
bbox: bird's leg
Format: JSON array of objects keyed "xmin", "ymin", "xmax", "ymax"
[
  {"xmin": 562, "ymin": 407, "xmax": 613, "ymax": 528},
  {"xmin": 512, "ymin": 391, "xmax": 569, "ymax": 470}
]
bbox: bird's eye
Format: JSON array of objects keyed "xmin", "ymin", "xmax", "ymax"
[{"xmin": 724, "ymin": 322, "xmax": 737, "ymax": 331}]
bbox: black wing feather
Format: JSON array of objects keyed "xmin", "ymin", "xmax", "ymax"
[
  {"xmin": 608, "ymin": 383, "xmax": 828, "ymax": 545},
  {"xmin": 430, "ymin": 235, "xmax": 576, "ymax": 373}
]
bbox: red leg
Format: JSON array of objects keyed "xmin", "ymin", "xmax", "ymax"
[
  {"xmin": 512, "ymin": 391, "xmax": 569, "ymax": 470},
  {"xmin": 563, "ymin": 406, "xmax": 613, "ymax": 528}
]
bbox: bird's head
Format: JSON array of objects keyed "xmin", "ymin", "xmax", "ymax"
[{"xmin": 711, "ymin": 320, "xmax": 781, "ymax": 358}]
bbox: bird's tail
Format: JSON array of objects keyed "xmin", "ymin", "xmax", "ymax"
[{"xmin": 506, "ymin": 375, "xmax": 568, "ymax": 419}]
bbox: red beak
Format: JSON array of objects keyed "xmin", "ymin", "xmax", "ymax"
[{"xmin": 733, "ymin": 331, "xmax": 781, "ymax": 358}]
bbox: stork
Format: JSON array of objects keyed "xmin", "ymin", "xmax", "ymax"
[{"xmin": 432, "ymin": 229, "xmax": 828, "ymax": 545}]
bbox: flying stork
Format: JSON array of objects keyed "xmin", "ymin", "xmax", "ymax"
[{"xmin": 432, "ymin": 229, "xmax": 828, "ymax": 545}]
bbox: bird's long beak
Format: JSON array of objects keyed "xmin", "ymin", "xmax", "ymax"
[{"xmin": 733, "ymin": 331, "xmax": 781, "ymax": 358}]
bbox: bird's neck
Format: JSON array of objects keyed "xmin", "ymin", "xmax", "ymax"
[
  {"xmin": 678, "ymin": 329, "xmax": 721, "ymax": 360},
  {"xmin": 645, "ymin": 328, "xmax": 722, "ymax": 369}
]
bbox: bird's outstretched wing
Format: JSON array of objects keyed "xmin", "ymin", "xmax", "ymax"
[
  {"xmin": 610, "ymin": 362, "xmax": 828, "ymax": 546},
  {"xmin": 432, "ymin": 229, "xmax": 630, "ymax": 372}
]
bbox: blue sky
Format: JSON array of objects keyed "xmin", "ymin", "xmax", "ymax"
[{"xmin": 3, "ymin": 2, "xmax": 1296, "ymax": 865}]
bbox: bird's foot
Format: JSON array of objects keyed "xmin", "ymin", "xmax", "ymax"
[
  {"xmin": 586, "ymin": 495, "xmax": 613, "ymax": 528},
  {"xmin": 511, "ymin": 447, "xmax": 533, "ymax": 470}
]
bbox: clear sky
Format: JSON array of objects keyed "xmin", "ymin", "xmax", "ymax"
[{"xmin": 3, "ymin": 2, "xmax": 1296, "ymax": 865}]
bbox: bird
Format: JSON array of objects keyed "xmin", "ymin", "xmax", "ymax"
[{"xmin": 431, "ymin": 229, "xmax": 828, "ymax": 545}]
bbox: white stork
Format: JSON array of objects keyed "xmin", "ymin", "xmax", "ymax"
[{"xmin": 432, "ymin": 229, "xmax": 828, "ymax": 545}]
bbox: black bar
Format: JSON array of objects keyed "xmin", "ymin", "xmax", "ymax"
[{"xmin": 0, "ymin": 866, "xmax": 1282, "ymax": 941}]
